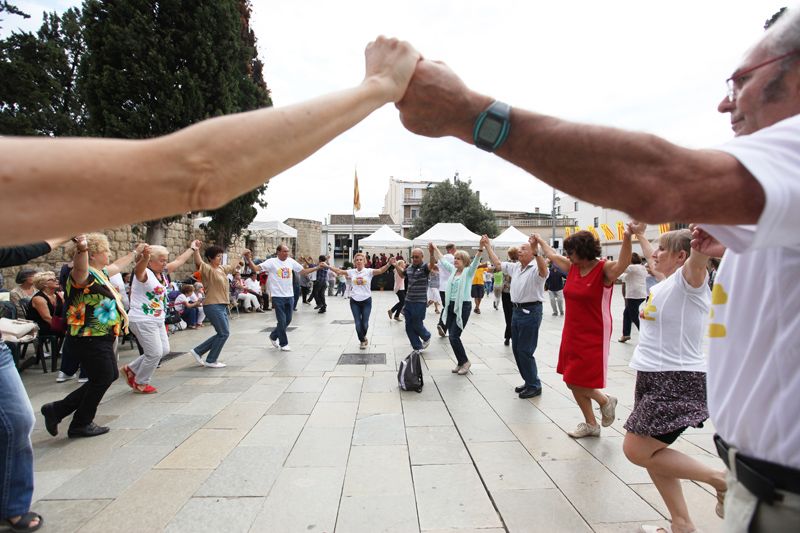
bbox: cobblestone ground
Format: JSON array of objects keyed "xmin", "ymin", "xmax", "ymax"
[{"xmin": 22, "ymin": 286, "xmax": 725, "ymax": 532}]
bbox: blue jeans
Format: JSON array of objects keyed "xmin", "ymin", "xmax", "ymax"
[
  {"xmin": 0, "ymin": 342, "xmax": 35, "ymax": 520},
  {"xmin": 181, "ymin": 307, "xmax": 199, "ymax": 326},
  {"xmin": 271, "ymin": 297, "xmax": 294, "ymax": 347},
  {"xmin": 511, "ymin": 303, "xmax": 543, "ymax": 389},
  {"xmin": 445, "ymin": 301, "xmax": 472, "ymax": 365},
  {"xmin": 403, "ymin": 301, "xmax": 430, "ymax": 351},
  {"xmin": 193, "ymin": 304, "xmax": 229, "ymax": 364},
  {"xmin": 349, "ymin": 297, "xmax": 372, "ymax": 342}
]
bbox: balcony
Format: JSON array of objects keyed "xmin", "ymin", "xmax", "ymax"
[{"xmin": 402, "ymin": 197, "xmax": 423, "ymax": 206}]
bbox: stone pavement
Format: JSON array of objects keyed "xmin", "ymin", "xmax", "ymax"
[{"xmin": 21, "ymin": 287, "xmax": 726, "ymax": 532}]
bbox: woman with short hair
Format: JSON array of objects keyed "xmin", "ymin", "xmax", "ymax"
[
  {"xmin": 10, "ymin": 269, "xmax": 37, "ymax": 318},
  {"xmin": 123, "ymin": 240, "xmax": 197, "ymax": 393},
  {"xmin": 174, "ymin": 284, "xmax": 201, "ymax": 329},
  {"xmin": 27, "ymin": 271, "xmax": 65, "ymax": 364}
]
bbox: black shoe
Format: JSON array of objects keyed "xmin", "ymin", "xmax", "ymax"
[
  {"xmin": 504, "ymin": 339, "xmax": 510, "ymax": 346},
  {"xmin": 314, "ymin": 306, "xmax": 320, "ymax": 309},
  {"xmin": 318, "ymin": 308, "xmax": 326, "ymax": 313},
  {"xmin": 514, "ymin": 384, "xmax": 526, "ymax": 393},
  {"xmin": 40, "ymin": 403, "xmax": 59, "ymax": 436},
  {"xmin": 67, "ymin": 422, "xmax": 110, "ymax": 438},
  {"xmin": 518, "ymin": 386, "xmax": 542, "ymax": 399}
]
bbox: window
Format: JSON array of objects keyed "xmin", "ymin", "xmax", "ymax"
[
  {"xmin": 411, "ymin": 208, "xmax": 419, "ymax": 219},
  {"xmin": 574, "ymin": 201, "xmax": 579, "ymax": 211},
  {"xmin": 593, "ymin": 217, "xmax": 599, "ymax": 228},
  {"xmin": 556, "ymin": 206, "xmax": 561, "ymax": 215}
]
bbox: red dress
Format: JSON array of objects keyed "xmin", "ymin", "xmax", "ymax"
[{"xmin": 557, "ymin": 260, "xmax": 613, "ymax": 388}]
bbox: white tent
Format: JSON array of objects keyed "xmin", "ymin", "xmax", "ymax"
[
  {"xmin": 193, "ymin": 217, "xmax": 297, "ymax": 238},
  {"xmin": 359, "ymin": 225, "xmax": 411, "ymax": 248},
  {"xmin": 411, "ymin": 223, "xmax": 481, "ymax": 247},
  {"xmin": 492, "ymin": 226, "xmax": 529, "ymax": 248}
]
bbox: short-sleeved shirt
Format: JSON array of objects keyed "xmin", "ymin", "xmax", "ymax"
[
  {"xmin": 260, "ymin": 257, "xmax": 303, "ymax": 297},
  {"xmin": 621, "ymin": 264, "xmax": 648, "ymax": 300},
  {"xmin": 174, "ymin": 294, "xmax": 190, "ymax": 313},
  {"xmin": 702, "ymin": 113, "xmax": 800, "ymax": 468},
  {"xmin": 472, "ymin": 266, "xmax": 486, "ymax": 286},
  {"xmin": 502, "ymin": 261, "xmax": 546, "ymax": 303},
  {"xmin": 128, "ymin": 268, "xmax": 170, "ymax": 323},
  {"xmin": 199, "ymin": 262, "xmax": 237, "ymax": 305},
  {"xmin": 347, "ymin": 268, "xmax": 374, "ymax": 301},
  {"xmin": 65, "ymin": 267, "xmax": 125, "ymax": 337},
  {"xmin": 402, "ymin": 262, "xmax": 430, "ymax": 303},
  {"xmin": 438, "ymin": 253, "xmax": 454, "ymax": 287}
]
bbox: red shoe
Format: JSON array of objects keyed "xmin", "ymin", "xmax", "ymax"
[
  {"xmin": 121, "ymin": 365, "xmax": 136, "ymax": 389},
  {"xmin": 133, "ymin": 383, "xmax": 157, "ymax": 394}
]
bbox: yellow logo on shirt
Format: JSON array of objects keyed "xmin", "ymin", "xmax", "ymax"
[
  {"xmin": 708, "ymin": 283, "xmax": 728, "ymax": 338},
  {"xmin": 641, "ymin": 293, "xmax": 656, "ymax": 321},
  {"xmin": 280, "ymin": 268, "xmax": 291, "ymax": 279},
  {"xmin": 354, "ymin": 277, "xmax": 367, "ymax": 286}
]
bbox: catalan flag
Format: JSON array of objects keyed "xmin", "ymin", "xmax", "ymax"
[
  {"xmin": 587, "ymin": 226, "xmax": 600, "ymax": 240},
  {"xmin": 600, "ymin": 223, "xmax": 615, "ymax": 240},
  {"xmin": 658, "ymin": 223, "xmax": 670, "ymax": 235},
  {"xmin": 575, "ymin": 226, "xmax": 581, "ymax": 235},
  {"xmin": 565, "ymin": 227, "xmax": 572, "ymax": 238},
  {"xmin": 353, "ymin": 169, "xmax": 361, "ymax": 211},
  {"xmin": 616, "ymin": 221, "xmax": 625, "ymax": 240}
]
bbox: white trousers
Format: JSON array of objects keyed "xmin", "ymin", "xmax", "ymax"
[{"xmin": 128, "ymin": 320, "xmax": 170, "ymax": 385}]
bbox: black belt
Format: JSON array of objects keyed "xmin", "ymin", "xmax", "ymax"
[
  {"xmin": 714, "ymin": 434, "xmax": 800, "ymax": 504},
  {"xmin": 512, "ymin": 301, "xmax": 541, "ymax": 309}
]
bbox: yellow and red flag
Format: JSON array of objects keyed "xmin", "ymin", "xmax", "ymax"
[
  {"xmin": 564, "ymin": 227, "xmax": 572, "ymax": 238},
  {"xmin": 574, "ymin": 226, "xmax": 581, "ymax": 235},
  {"xmin": 658, "ymin": 223, "xmax": 670, "ymax": 235},
  {"xmin": 616, "ymin": 221, "xmax": 625, "ymax": 240},
  {"xmin": 600, "ymin": 223, "xmax": 615, "ymax": 240},
  {"xmin": 587, "ymin": 226, "xmax": 600, "ymax": 240},
  {"xmin": 353, "ymin": 169, "xmax": 361, "ymax": 211}
]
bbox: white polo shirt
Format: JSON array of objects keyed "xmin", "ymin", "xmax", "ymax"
[
  {"xmin": 259, "ymin": 257, "xmax": 303, "ymax": 298},
  {"xmin": 438, "ymin": 253, "xmax": 454, "ymax": 288},
  {"xmin": 704, "ymin": 113, "xmax": 800, "ymax": 469},
  {"xmin": 501, "ymin": 260, "xmax": 547, "ymax": 304}
]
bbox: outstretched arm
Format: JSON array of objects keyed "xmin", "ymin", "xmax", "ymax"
[
  {"xmin": 603, "ymin": 229, "xmax": 633, "ymax": 284},
  {"xmin": 0, "ymin": 38, "xmax": 420, "ymax": 246},
  {"xmin": 397, "ymin": 59, "xmax": 764, "ymax": 226},
  {"xmin": 535, "ymin": 235, "xmax": 571, "ymax": 273},
  {"xmin": 481, "ymin": 235, "xmax": 502, "ymax": 271},
  {"xmin": 108, "ymin": 243, "xmax": 145, "ymax": 278},
  {"xmin": 168, "ymin": 240, "xmax": 201, "ymax": 274},
  {"xmin": 373, "ymin": 256, "xmax": 396, "ymax": 275}
]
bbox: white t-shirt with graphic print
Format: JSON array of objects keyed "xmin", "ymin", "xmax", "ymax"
[
  {"xmin": 347, "ymin": 268, "xmax": 374, "ymax": 302},
  {"xmin": 260, "ymin": 257, "xmax": 303, "ymax": 298}
]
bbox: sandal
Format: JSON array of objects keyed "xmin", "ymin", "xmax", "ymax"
[
  {"xmin": 716, "ymin": 488, "xmax": 726, "ymax": 518},
  {"xmin": 639, "ymin": 526, "xmax": 670, "ymax": 533},
  {"xmin": 3, "ymin": 512, "xmax": 43, "ymax": 532},
  {"xmin": 121, "ymin": 365, "xmax": 136, "ymax": 389}
]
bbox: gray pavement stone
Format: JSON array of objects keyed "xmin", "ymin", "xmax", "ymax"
[
  {"xmin": 406, "ymin": 426, "xmax": 471, "ymax": 466},
  {"xmin": 265, "ymin": 391, "xmax": 320, "ymax": 414},
  {"xmin": 352, "ymin": 413, "xmax": 406, "ymax": 446},
  {"xmin": 195, "ymin": 446, "xmax": 287, "ymax": 497},
  {"xmin": 165, "ymin": 496, "xmax": 265, "ymax": 533},
  {"xmin": 492, "ymin": 488, "xmax": 593, "ymax": 532},
  {"xmin": 467, "ymin": 441, "xmax": 555, "ymax": 491},
  {"xmin": 402, "ymin": 400, "xmax": 453, "ymax": 427},
  {"xmin": 285, "ymin": 426, "xmax": 352, "ymax": 467}
]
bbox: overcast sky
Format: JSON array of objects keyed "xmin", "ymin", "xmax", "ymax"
[{"xmin": 3, "ymin": 1, "xmax": 790, "ymax": 223}]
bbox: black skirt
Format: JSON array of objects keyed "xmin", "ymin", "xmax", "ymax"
[{"xmin": 624, "ymin": 370, "xmax": 708, "ymax": 436}]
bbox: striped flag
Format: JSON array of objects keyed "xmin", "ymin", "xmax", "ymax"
[
  {"xmin": 574, "ymin": 226, "xmax": 581, "ymax": 235},
  {"xmin": 600, "ymin": 223, "xmax": 615, "ymax": 240},
  {"xmin": 565, "ymin": 227, "xmax": 572, "ymax": 238},
  {"xmin": 658, "ymin": 223, "xmax": 670, "ymax": 235},
  {"xmin": 616, "ymin": 221, "xmax": 625, "ymax": 240},
  {"xmin": 353, "ymin": 169, "xmax": 361, "ymax": 211},
  {"xmin": 587, "ymin": 226, "xmax": 600, "ymax": 240}
]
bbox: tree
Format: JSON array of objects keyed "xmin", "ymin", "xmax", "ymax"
[
  {"xmin": 0, "ymin": 1, "xmax": 29, "ymax": 28},
  {"xmin": 79, "ymin": 0, "xmax": 272, "ymax": 245},
  {"xmin": 408, "ymin": 176, "xmax": 498, "ymax": 239},
  {"xmin": 0, "ymin": 8, "xmax": 85, "ymax": 136}
]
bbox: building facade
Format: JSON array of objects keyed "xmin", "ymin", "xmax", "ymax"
[
  {"xmin": 382, "ymin": 177, "xmax": 442, "ymax": 236},
  {"xmin": 321, "ymin": 214, "xmax": 402, "ymax": 266}
]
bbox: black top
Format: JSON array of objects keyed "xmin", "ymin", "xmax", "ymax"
[
  {"xmin": 27, "ymin": 290, "xmax": 64, "ymax": 336},
  {"xmin": 0, "ymin": 242, "xmax": 51, "ymax": 268}
]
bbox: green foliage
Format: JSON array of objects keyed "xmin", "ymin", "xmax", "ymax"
[
  {"xmin": 408, "ymin": 178, "xmax": 498, "ymax": 239},
  {"xmin": 0, "ymin": 1, "xmax": 29, "ymax": 27},
  {"xmin": 0, "ymin": 8, "xmax": 85, "ymax": 136}
]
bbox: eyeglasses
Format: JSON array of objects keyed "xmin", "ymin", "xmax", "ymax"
[{"xmin": 726, "ymin": 50, "xmax": 800, "ymax": 102}]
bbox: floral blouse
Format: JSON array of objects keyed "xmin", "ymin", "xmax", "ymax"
[{"xmin": 65, "ymin": 267, "xmax": 126, "ymax": 337}]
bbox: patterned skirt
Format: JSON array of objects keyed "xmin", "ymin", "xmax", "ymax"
[{"xmin": 624, "ymin": 370, "xmax": 708, "ymax": 436}]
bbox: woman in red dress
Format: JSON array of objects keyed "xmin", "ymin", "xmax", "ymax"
[{"xmin": 537, "ymin": 228, "xmax": 632, "ymax": 438}]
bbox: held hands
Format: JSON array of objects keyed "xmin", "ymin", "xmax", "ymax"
[
  {"xmin": 134, "ymin": 243, "xmax": 147, "ymax": 255},
  {"xmin": 428, "ymin": 242, "xmax": 435, "ymax": 253},
  {"xmin": 242, "ymin": 249, "xmax": 252, "ymax": 259},
  {"xmin": 364, "ymin": 36, "xmax": 420, "ymax": 104},
  {"xmin": 530, "ymin": 234, "xmax": 541, "ymax": 253},
  {"xmin": 389, "ymin": 256, "xmax": 397, "ymax": 265},
  {"xmin": 190, "ymin": 240, "xmax": 202, "ymax": 251},
  {"xmin": 690, "ymin": 225, "xmax": 726, "ymax": 258},
  {"xmin": 628, "ymin": 221, "xmax": 646, "ymax": 237},
  {"xmin": 73, "ymin": 234, "xmax": 88, "ymax": 252},
  {"xmin": 479, "ymin": 234, "xmax": 491, "ymax": 249},
  {"xmin": 141, "ymin": 245, "xmax": 151, "ymax": 260}
]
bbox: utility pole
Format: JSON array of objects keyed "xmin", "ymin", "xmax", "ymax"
[{"xmin": 551, "ymin": 188, "xmax": 560, "ymax": 248}]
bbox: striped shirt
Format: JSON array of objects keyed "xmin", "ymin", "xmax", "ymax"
[{"xmin": 402, "ymin": 262, "xmax": 430, "ymax": 303}]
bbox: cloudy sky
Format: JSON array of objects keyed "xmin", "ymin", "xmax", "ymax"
[{"xmin": 3, "ymin": 1, "xmax": 790, "ymax": 223}]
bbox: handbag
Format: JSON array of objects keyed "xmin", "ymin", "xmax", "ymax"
[
  {"xmin": 0, "ymin": 317, "xmax": 39, "ymax": 342},
  {"xmin": 50, "ymin": 315, "xmax": 67, "ymax": 335}
]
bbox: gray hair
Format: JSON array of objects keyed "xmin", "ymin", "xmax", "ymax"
[{"xmin": 762, "ymin": 8, "xmax": 800, "ymax": 58}]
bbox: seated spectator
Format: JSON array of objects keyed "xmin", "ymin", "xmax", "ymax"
[
  {"xmin": 10, "ymin": 269, "xmax": 37, "ymax": 317},
  {"xmin": 244, "ymin": 272, "xmax": 264, "ymax": 312},
  {"xmin": 174, "ymin": 284, "xmax": 201, "ymax": 329},
  {"xmin": 27, "ymin": 272, "xmax": 65, "ymax": 361},
  {"xmin": 192, "ymin": 283, "xmax": 206, "ymax": 326},
  {"xmin": 231, "ymin": 272, "xmax": 259, "ymax": 312}
]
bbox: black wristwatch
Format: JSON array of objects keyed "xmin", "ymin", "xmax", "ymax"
[{"xmin": 473, "ymin": 100, "xmax": 511, "ymax": 152}]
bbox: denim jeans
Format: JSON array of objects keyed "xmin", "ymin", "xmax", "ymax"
[
  {"xmin": 271, "ymin": 296, "xmax": 294, "ymax": 347},
  {"xmin": 193, "ymin": 303, "xmax": 229, "ymax": 364},
  {"xmin": 181, "ymin": 306, "xmax": 199, "ymax": 326},
  {"xmin": 445, "ymin": 301, "xmax": 472, "ymax": 365},
  {"xmin": 51, "ymin": 336, "xmax": 118, "ymax": 429},
  {"xmin": 622, "ymin": 298, "xmax": 645, "ymax": 336},
  {"xmin": 511, "ymin": 303, "xmax": 543, "ymax": 389},
  {"xmin": 349, "ymin": 297, "xmax": 372, "ymax": 342},
  {"xmin": 0, "ymin": 342, "xmax": 35, "ymax": 520},
  {"xmin": 403, "ymin": 301, "xmax": 430, "ymax": 350}
]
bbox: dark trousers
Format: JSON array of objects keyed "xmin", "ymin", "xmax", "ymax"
[
  {"xmin": 51, "ymin": 336, "xmax": 118, "ymax": 429},
  {"xmin": 403, "ymin": 301, "xmax": 430, "ymax": 350},
  {"xmin": 270, "ymin": 296, "xmax": 294, "ymax": 347},
  {"xmin": 300, "ymin": 286, "xmax": 311, "ymax": 303},
  {"xmin": 511, "ymin": 304, "xmax": 543, "ymax": 389},
  {"xmin": 58, "ymin": 335, "xmax": 86, "ymax": 378},
  {"xmin": 312, "ymin": 282, "xmax": 327, "ymax": 310},
  {"xmin": 445, "ymin": 301, "xmax": 472, "ymax": 365},
  {"xmin": 391, "ymin": 290, "xmax": 406, "ymax": 318},
  {"xmin": 437, "ymin": 290, "xmax": 447, "ymax": 329},
  {"xmin": 292, "ymin": 281, "xmax": 301, "ymax": 310},
  {"xmin": 622, "ymin": 298, "xmax": 645, "ymax": 336},
  {"xmin": 181, "ymin": 307, "xmax": 199, "ymax": 326},
  {"xmin": 501, "ymin": 292, "xmax": 513, "ymax": 341},
  {"xmin": 349, "ymin": 297, "xmax": 372, "ymax": 342}
]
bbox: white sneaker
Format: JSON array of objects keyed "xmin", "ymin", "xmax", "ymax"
[
  {"xmin": 56, "ymin": 371, "xmax": 75, "ymax": 383},
  {"xmin": 77, "ymin": 377, "xmax": 89, "ymax": 383},
  {"xmin": 600, "ymin": 395, "xmax": 618, "ymax": 427},
  {"xmin": 359, "ymin": 340, "xmax": 368, "ymax": 350},
  {"xmin": 189, "ymin": 349, "xmax": 204, "ymax": 366},
  {"xmin": 457, "ymin": 361, "xmax": 472, "ymax": 375},
  {"xmin": 204, "ymin": 361, "xmax": 226, "ymax": 368},
  {"xmin": 270, "ymin": 338, "xmax": 280, "ymax": 349},
  {"xmin": 421, "ymin": 338, "xmax": 431, "ymax": 350},
  {"xmin": 280, "ymin": 345, "xmax": 292, "ymax": 352},
  {"xmin": 568, "ymin": 422, "xmax": 600, "ymax": 438}
]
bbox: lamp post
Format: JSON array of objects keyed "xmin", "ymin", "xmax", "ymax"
[{"xmin": 551, "ymin": 188, "xmax": 561, "ymax": 249}]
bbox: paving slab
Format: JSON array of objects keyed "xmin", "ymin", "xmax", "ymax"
[
  {"xmin": 352, "ymin": 413, "xmax": 406, "ymax": 446},
  {"xmin": 165, "ymin": 496, "xmax": 265, "ymax": 533},
  {"xmin": 285, "ymin": 426, "xmax": 353, "ymax": 467},
  {"xmin": 155, "ymin": 428, "xmax": 246, "ymax": 469},
  {"xmin": 407, "ymin": 426, "xmax": 471, "ymax": 466}
]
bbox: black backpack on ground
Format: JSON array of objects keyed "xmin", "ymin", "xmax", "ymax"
[{"xmin": 398, "ymin": 350, "xmax": 424, "ymax": 393}]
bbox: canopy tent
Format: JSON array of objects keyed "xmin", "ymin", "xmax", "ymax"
[
  {"xmin": 359, "ymin": 225, "xmax": 411, "ymax": 248},
  {"xmin": 492, "ymin": 226, "xmax": 529, "ymax": 248},
  {"xmin": 411, "ymin": 223, "xmax": 481, "ymax": 248},
  {"xmin": 193, "ymin": 217, "xmax": 297, "ymax": 238}
]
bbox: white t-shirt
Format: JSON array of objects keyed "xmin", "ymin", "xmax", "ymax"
[
  {"xmin": 244, "ymin": 278, "xmax": 261, "ymax": 294},
  {"xmin": 438, "ymin": 253, "xmax": 454, "ymax": 288},
  {"xmin": 260, "ymin": 257, "xmax": 303, "ymax": 298},
  {"xmin": 703, "ymin": 113, "xmax": 800, "ymax": 469},
  {"xmin": 174, "ymin": 293, "xmax": 190, "ymax": 313},
  {"xmin": 128, "ymin": 268, "xmax": 169, "ymax": 323},
  {"xmin": 347, "ymin": 268, "xmax": 374, "ymax": 301},
  {"xmin": 629, "ymin": 266, "xmax": 710, "ymax": 373},
  {"xmin": 621, "ymin": 264, "xmax": 648, "ymax": 300},
  {"xmin": 109, "ymin": 273, "xmax": 130, "ymax": 311},
  {"xmin": 501, "ymin": 261, "xmax": 546, "ymax": 303}
]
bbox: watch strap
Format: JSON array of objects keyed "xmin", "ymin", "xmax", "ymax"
[{"xmin": 473, "ymin": 100, "xmax": 511, "ymax": 152}]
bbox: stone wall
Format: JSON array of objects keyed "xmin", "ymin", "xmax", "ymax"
[
  {"xmin": 0, "ymin": 215, "xmax": 296, "ymax": 287},
  {"xmin": 284, "ymin": 218, "xmax": 322, "ymax": 260}
]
